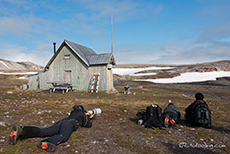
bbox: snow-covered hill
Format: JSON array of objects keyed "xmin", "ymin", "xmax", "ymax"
[
  {"xmin": 0, "ymin": 58, "xmax": 43, "ymax": 71},
  {"xmin": 113, "ymin": 60, "xmax": 230, "ymax": 84}
]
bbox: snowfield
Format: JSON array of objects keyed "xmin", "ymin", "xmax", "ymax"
[
  {"xmin": 113, "ymin": 66, "xmax": 172, "ymax": 76},
  {"xmin": 113, "ymin": 67, "xmax": 230, "ymax": 83},
  {"xmin": 135, "ymin": 71, "xmax": 230, "ymax": 83}
]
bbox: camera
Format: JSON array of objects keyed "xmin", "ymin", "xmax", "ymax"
[{"xmin": 88, "ymin": 108, "xmax": 102, "ymax": 115}]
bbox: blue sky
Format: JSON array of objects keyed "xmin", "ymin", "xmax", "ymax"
[{"xmin": 0, "ymin": 0, "xmax": 230, "ymax": 66}]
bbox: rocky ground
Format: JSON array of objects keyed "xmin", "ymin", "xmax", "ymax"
[{"xmin": 0, "ymin": 73, "xmax": 229, "ymax": 153}]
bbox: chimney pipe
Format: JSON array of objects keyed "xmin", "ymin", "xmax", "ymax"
[{"xmin": 53, "ymin": 42, "xmax": 56, "ymax": 54}]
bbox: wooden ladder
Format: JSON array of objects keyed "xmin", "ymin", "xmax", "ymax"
[{"xmin": 91, "ymin": 73, "xmax": 100, "ymax": 93}]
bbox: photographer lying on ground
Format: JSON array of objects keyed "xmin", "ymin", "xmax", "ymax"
[
  {"xmin": 9, "ymin": 105, "xmax": 100, "ymax": 152},
  {"xmin": 162, "ymin": 102, "xmax": 181, "ymax": 129}
]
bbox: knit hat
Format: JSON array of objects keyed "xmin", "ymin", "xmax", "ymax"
[
  {"xmin": 72, "ymin": 105, "xmax": 84, "ymax": 111},
  {"xmin": 168, "ymin": 103, "xmax": 174, "ymax": 107},
  {"xmin": 195, "ymin": 92, "xmax": 204, "ymax": 100}
]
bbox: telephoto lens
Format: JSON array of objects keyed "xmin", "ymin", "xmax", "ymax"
[{"xmin": 88, "ymin": 108, "xmax": 102, "ymax": 115}]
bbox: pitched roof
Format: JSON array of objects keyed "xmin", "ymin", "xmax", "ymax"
[
  {"xmin": 45, "ymin": 40, "xmax": 115, "ymax": 70},
  {"xmin": 86, "ymin": 53, "xmax": 113, "ymax": 65},
  {"xmin": 65, "ymin": 40, "xmax": 96, "ymax": 65}
]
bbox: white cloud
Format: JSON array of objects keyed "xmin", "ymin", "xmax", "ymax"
[
  {"xmin": 0, "ymin": 43, "xmax": 52, "ymax": 66},
  {"xmin": 61, "ymin": 17, "xmax": 102, "ymax": 35},
  {"xmin": 149, "ymin": 41, "xmax": 230, "ymax": 64},
  {"xmin": 71, "ymin": 0, "xmax": 163, "ymax": 25},
  {"xmin": 113, "ymin": 42, "xmax": 189, "ymax": 64},
  {"xmin": 113, "ymin": 40, "xmax": 230, "ymax": 65},
  {"xmin": 0, "ymin": 16, "xmax": 51, "ymax": 36},
  {"xmin": 196, "ymin": 22, "xmax": 230, "ymax": 43},
  {"xmin": 0, "ymin": 0, "xmax": 229, "ymax": 66},
  {"xmin": 114, "ymin": 51, "xmax": 156, "ymax": 64}
]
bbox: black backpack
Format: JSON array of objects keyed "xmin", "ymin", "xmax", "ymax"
[
  {"xmin": 136, "ymin": 109, "xmax": 147, "ymax": 122},
  {"xmin": 144, "ymin": 104, "xmax": 163, "ymax": 128},
  {"xmin": 192, "ymin": 103, "xmax": 211, "ymax": 128}
]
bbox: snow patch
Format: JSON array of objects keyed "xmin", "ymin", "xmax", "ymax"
[
  {"xmin": 0, "ymin": 72, "xmax": 38, "ymax": 75},
  {"xmin": 0, "ymin": 61, "xmax": 10, "ymax": 68},
  {"xmin": 135, "ymin": 71, "xmax": 230, "ymax": 83},
  {"xmin": 19, "ymin": 76, "xmax": 28, "ymax": 79},
  {"xmin": 113, "ymin": 66, "xmax": 172, "ymax": 76}
]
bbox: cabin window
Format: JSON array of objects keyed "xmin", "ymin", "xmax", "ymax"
[{"xmin": 64, "ymin": 54, "xmax": 71, "ymax": 60}]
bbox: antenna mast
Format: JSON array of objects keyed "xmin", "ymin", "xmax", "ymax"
[{"xmin": 111, "ymin": 15, "xmax": 113, "ymax": 54}]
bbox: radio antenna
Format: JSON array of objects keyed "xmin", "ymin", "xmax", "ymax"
[{"xmin": 111, "ymin": 15, "xmax": 113, "ymax": 54}]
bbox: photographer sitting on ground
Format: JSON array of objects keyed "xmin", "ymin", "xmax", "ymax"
[
  {"xmin": 162, "ymin": 102, "xmax": 181, "ymax": 129},
  {"xmin": 185, "ymin": 92, "xmax": 212, "ymax": 128},
  {"xmin": 9, "ymin": 105, "xmax": 95, "ymax": 152}
]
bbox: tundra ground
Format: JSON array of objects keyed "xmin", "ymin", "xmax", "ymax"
[{"xmin": 0, "ymin": 75, "xmax": 229, "ymax": 154}]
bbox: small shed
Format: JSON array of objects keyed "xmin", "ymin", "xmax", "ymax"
[{"xmin": 28, "ymin": 40, "xmax": 116, "ymax": 92}]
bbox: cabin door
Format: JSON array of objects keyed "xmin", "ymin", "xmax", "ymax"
[
  {"xmin": 64, "ymin": 70, "xmax": 72, "ymax": 83},
  {"xmin": 107, "ymin": 66, "xmax": 113, "ymax": 92}
]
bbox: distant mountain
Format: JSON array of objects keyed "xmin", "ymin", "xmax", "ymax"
[
  {"xmin": 16, "ymin": 61, "xmax": 43, "ymax": 70},
  {"xmin": 0, "ymin": 58, "xmax": 43, "ymax": 72},
  {"xmin": 114, "ymin": 60, "xmax": 230, "ymax": 72}
]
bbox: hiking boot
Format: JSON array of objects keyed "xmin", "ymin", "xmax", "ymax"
[
  {"xmin": 9, "ymin": 126, "xmax": 23, "ymax": 145},
  {"xmin": 38, "ymin": 141, "xmax": 56, "ymax": 152},
  {"xmin": 164, "ymin": 116, "xmax": 169, "ymax": 128},
  {"xmin": 170, "ymin": 119, "xmax": 177, "ymax": 129}
]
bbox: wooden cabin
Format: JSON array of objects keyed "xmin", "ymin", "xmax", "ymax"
[{"xmin": 28, "ymin": 40, "xmax": 116, "ymax": 92}]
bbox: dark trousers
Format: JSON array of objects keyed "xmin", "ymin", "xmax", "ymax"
[
  {"xmin": 22, "ymin": 119, "xmax": 74, "ymax": 145},
  {"xmin": 162, "ymin": 112, "xmax": 179, "ymax": 123},
  {"xmin": 185, "ymin": 113, "xmax": 194, "ymax": 125},
  {"xmin": 185, "ymin": 112, "xmax": 211, "ymax": 127}
]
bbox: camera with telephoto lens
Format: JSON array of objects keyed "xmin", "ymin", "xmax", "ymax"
[{"xmin": 88, "ymin": 108, "xmax": 102, "ymax": 115}]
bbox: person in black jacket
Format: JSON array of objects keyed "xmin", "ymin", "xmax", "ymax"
[
  {"xmin": 9, "ymin": 105, "xmax": 94, "ymax": 152},
  {"xmin": 162, "ymin": 102, "xmax": 181, "ymax": 129},
  {"xmin": 185, "ymin": 92, "xmax": 211, "ymax": 128}
]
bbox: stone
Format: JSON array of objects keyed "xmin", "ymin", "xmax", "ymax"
[
  {"xmin": 7, "ymin": 91, "xmax": 13, "ymax": 94},
  {"xmin": 0, "ymin": 122, "xmax": 6, "ymax": 127}
]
